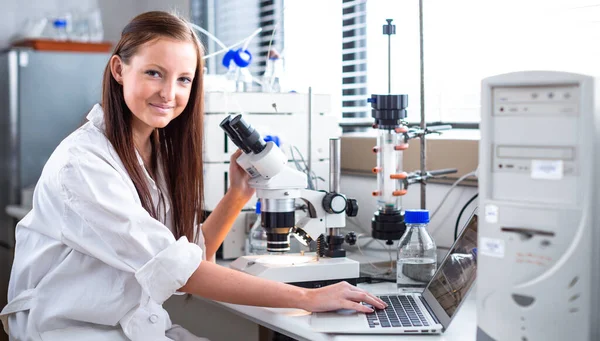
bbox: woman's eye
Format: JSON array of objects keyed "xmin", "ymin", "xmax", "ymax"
[
  {"xmin": 145, "ymin": 70, "xmax": 161, "ymax": 78},
  {"xmin": 179, "ymin": 77, "xmax": 192, "ymax": 84}
]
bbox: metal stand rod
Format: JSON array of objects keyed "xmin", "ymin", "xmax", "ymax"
[
  {"xmin": 307, "ymin": 86, "xmax": 313, "ymax": 181},
  {"xmin": 418, "ymin": 0, "xmax": 426, "ymax": 209},
  {"xmin": 388, "ymin": 33, "xmax": 391, "ymax": 93},
  {"xmin": 329, "ymin": 138, "xmax": 341, "ymax": 193},
  {"xmin": 328, "ymin": 139, "xmax": 342, "ymax": 249}
]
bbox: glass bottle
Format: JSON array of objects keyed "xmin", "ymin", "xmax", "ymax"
[
  {"xmin": 397, "ymin": 209, "xmax": 437, "ymax": 292},
  {"xmin": 247, "ymin": 200, "xmax": 268, "ymax": 255}
]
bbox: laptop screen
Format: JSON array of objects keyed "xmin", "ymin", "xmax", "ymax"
[{"xmin": 423, "ymin": 212, "xmax": 478, "ymax": 322}]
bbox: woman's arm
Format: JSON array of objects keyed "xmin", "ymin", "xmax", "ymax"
[
  {"xmin": 201, "ymin": 150, "xmax": 256, "ymax": 259},
  {"xmin": 201, "ymin": 190, "xmax": 248, "ymax": 259},
  {"xmin": 180, "ymin": 261, "xmax": 387, "ymax": 313}
]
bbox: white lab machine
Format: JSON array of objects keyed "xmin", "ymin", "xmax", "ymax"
[
  {"xmin": 203, "ymin": 91, "xmax": 341, "ymax": 259},
  {"xmin": 477, "ymin": 71, "xmax": 600, "ymax": 341}
]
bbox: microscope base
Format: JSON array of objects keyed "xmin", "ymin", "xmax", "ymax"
[{"xmin": 230, "ymin": 253, "xmax": 360, "ymax": 288}]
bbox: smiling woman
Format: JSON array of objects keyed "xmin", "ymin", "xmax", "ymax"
[{"xmin": 1, "ymin": 10, "xmax": 387, "ymax": 341}]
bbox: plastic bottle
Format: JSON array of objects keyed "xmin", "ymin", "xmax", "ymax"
[
  {"xmin": 87, "ymin": 8, "xmax": 104, "ymax": 42},
  {"xmin": 247, "ymin": 200, "xmax": 268, "ymax": 255},
  {"xmin": 396, "ymin": 209, "xmax": 437, "ymax": 292},
  {"xmin": 261, "ymin": 49, "xmax": 284, "ymax": 93},
  {"xmin": 53, "ymin": 19, "xmax": 68, "ymax": 41}
]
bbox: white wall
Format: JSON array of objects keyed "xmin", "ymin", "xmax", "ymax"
[
  {"xmin": 0, "ymin": 0, "xmax": 190, "ymax": 48},
  {"xmin": 341, "ymin": 174, "xmax": 478, "ymax": 250},
  {"xmin": 99, "ymin": 0, "xmax": 190, "ymax": 43}
]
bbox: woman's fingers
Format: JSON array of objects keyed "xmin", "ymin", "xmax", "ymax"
[
  {"xmin": 346, "ymin": 291, "xmax": 386, "ymax": 310},
  {"xmin": 342, "ymin": 300, "xmax": 374, "ymax": 313},
  {"xmin": 347, "ymin": 286, "xmax": 387, "ymax": 308},
  {"xmin": 230, "ymin": 149, "xmax": 243, "ymax": 162}
]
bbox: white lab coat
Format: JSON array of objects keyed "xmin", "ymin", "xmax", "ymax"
[{"xmin": 1, "ymin": 104, "xmax": 209, "ymax": 340}]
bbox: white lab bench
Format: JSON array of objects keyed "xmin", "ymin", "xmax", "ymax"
[
  {"xmin": 217, "ymin": 282, "xmax": 474, "ymax": 341},
  {"xmin": 164, "ymin": 280, "xmax": 476, "ymax": 341},
  {"xmin": 162, "ymin": 252, "xmax": 477, "ymax": 341}
]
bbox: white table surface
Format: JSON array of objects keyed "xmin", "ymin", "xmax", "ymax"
[{"xmin": 205, "ymin": 281, "xmax": 477, "ymax": 341}]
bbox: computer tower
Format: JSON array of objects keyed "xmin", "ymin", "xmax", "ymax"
[{"xmin": 477, "ymin": 71, "xmax": 600, "ymax": 341}]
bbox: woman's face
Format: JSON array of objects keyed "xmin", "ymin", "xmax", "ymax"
[{"xmin": 111, "ymin": 37, "xmax": 197, "ymax": 135}]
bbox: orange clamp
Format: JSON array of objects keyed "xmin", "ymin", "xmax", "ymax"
[
  {"xmin": 372, "ymin": 167, "xmax": 382, "ymax": 174},
  {"xmin": 390, "ymin": 172, "xmax": 408, "ymax": 180},
  {"xmin": 392, "ymin": 189, "xmax": 408, "ymax": 196},
  {"xmin": 394, "ymin": 144, "xmax": 409, "ymax": 151},
  {"xmin": 395, "ymin": 126, "xmax": 408, "ymax": 134},
  {"xmin": 372, "ymin": 191, "xmax": 382, "ymax": 197}
]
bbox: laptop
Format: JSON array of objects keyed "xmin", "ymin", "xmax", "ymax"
[{"xmin": 310, "ymin": 211, "xmax": 478, "ymax": 334}]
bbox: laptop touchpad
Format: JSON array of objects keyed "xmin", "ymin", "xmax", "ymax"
[{"xmin": 311, "ymin": 309, "xmax": 365, "ymax": 326}]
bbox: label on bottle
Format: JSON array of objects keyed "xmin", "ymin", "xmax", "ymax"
[{"xmin": 480, "ymin": 237, "xmax": 505, "ymax": 258}]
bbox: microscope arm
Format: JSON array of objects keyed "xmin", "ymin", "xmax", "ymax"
[{"xmin": 294, "ymin": 189, "xmax": 346, "ymax": 243}]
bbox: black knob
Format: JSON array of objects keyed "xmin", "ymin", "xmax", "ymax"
[
  {"xmin": 345, "ymin": 231, "xmax": 357, "ymax": 246},
  {"xmin": 345, "ymin": 198, "xmax": 359, "ymax": 217},
  {"xmin": 322, "ymin": 192, "xmax": 347, "ymax": 214}
]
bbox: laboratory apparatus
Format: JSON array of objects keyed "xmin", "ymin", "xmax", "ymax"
[
  {"xmin": 221, "ymin": 114, "xmax": 360, "ymax": 287},
  {"xmin": 369, "ymin": 19, "xmax": 456, "ymax": 244},
  {"xmin": 477, "ymin": 71, "xmax": 600, "ymax": 341},
  {"xmin": 396, "ymin": 209, "xmax": 436, "ymax": 292}
]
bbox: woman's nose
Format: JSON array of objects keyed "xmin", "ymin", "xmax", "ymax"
[{"xmin": 159, "ymin": 82, "xmax": 176, "ymax": 102}]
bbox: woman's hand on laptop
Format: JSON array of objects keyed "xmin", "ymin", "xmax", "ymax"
[{"xmin": 301, "ymin": 281, "xmax": 388, "ymax": 313}]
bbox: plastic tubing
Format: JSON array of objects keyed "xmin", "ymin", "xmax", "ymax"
[
  {"xmin": 190, "ymin": 23, "xmax": 228, "ymax": 50},
  {"xmin": 190, "ymin": 23, "xmax": 262, "ymax": 62}
]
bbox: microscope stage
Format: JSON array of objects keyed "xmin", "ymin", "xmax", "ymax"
[{"xmin": 230, "ymin": 253, "xmax": 360, "ymax": 287}]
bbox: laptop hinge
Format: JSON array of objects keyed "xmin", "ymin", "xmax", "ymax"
[{"xmin": 420, "ymin": 295, "xmax": 441, "ymax": 325}]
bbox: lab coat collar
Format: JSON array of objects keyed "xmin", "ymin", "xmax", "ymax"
[
  {"xmin": 86, "ymin": 103, "xmax": 105, "ymax": 131},
  {"xmin": 86, "ymin": 103, "xmax": 171, "ymax": 217}
]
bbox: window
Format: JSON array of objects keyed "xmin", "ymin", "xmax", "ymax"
[
  {"xmin": 340, "ymin": 0, "xmax": 369, "ymax": 133},
  {"xmin": 191, "ymin": 0, "xmax": 284, "ymax": 77},
  {"xmin": 282, "ymin": 0, "xmax": 343, "ymax": 115},
  {"xmin": 194, "ymin": 1, "xmax": 600, "ymax": 131},
  {"xmin": 365, "ymin": 0, "xmax": 600, "ymax": 125}
]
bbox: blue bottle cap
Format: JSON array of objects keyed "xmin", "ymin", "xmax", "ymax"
[
  {"xmin": 264, "ymin": 135, "xmax": 280, "ymax": 147},
  {"xmin": 53, "ymin": 19, "xmax": 67, "ymax": 28},
  {"xmin": 255, "ymin": 200, "xmax": 261, "ymax": 214},
  {"xmin": 404, "ymin": 209, "xmax": 430, "ymax": 224}
]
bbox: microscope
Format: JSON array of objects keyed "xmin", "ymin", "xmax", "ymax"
[{"xmin": 220, "ymin": 114, "xmax": 360, "ymax": 288}]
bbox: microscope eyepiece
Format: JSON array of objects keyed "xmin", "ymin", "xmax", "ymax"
[
  {"xmin": 219, "ymin": 116, "xmax": 252, "ymax": 153},
  {"xmin": 230, "ymin": 115, "xmax": 267, "ymax": 154}
]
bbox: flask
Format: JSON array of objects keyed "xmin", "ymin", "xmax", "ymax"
[
  {"xmin": 396, "ymin": 209, "xmax": 437, "ymax": 292},
  {"xmin": 247, "ymin": 200, "xmax": 268, "ymax": 255}
]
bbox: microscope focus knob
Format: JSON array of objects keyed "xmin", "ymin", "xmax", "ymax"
[
  {"xmin": 345, "ymin": 232, "xmax": 357, "ymax": 246},
  {"xmin": 322, "ymin": 193, "xmax": 347, "ymax": 214},
  {"xmin": 345, "ymin": 198, "xmax": 359, "ymax": 217}
]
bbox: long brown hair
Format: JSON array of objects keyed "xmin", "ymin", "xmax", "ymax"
[{"xmin": 101, "ymin": 11, "xmax": 204, "ymax": 242}]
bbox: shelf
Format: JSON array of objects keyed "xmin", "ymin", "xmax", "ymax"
[{"xmin": 12, "ymin": 39, "xmax": 112, "ymax": 53}]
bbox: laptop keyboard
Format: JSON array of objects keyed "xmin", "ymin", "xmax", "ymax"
[{"xmin": 364, "ymin": 295, "xmax": 430, "ymax": 328}]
